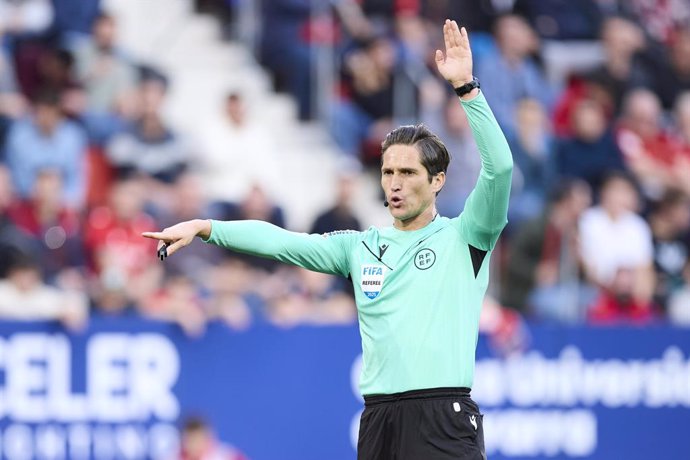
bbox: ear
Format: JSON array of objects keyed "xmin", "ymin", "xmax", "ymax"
[{"xmin": 432, "ymin": 172, "xmax": 446, "ymax": 194}]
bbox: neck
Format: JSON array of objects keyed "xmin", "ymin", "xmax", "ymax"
[{"xmin": 394, "ymin": 204, "xmax": 437, "ymax": 231}]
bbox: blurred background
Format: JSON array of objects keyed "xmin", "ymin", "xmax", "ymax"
[{"xmin": 0, "ymin": 0, "xmax": 689, "ymax": 459}]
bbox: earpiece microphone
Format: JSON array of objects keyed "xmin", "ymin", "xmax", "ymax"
[{"xmin": 384, "ymin": 200, "xmax": 389, "ymax": 207}]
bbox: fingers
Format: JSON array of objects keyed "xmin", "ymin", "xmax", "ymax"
[
  {"xmin": 141, "ymin": 231, "xmax": 166, "ymax": 240},
  {"xmin": 435, "ymin": 49, "xmax": 444, "ymax": 63},
  {"xmin": 443, "ymin": 19, "xmax": 464, "ymax": 50},
  {"xmin": 460, "ymin": 26, "xmax": 471, "ymax": 50},
  {"xmin": 165, "ymin": 239, "xmax": 186, "ymax": 257},
  {"xmin": 450, "ymin": 20, "xmax": 461, "ymax": 48},
  {"xmin": 443, "ymin": 19, "xmax": 452, "ymax": 51}
]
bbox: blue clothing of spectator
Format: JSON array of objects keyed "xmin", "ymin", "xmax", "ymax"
[
  {"xmin": 475, "ymin": 51, "xmax": 555, "ymax": 138},
  {"xmin": 0, "ymin": 114, "xmax": 10, "ymax": 162},
  {"xmin": 52, "ymin": 0, "xmax": 101, "ymax": 41},
  {"xmin": 5, "ymin": 117, "xmax": 87, "ymax": 207},
  {"xmin": 513, "ymin": 0, "xmax": 603, "ymax": 40},
  {"xmin": 555, "ymin": 130, "xmax": 627, "ymax": 191}
]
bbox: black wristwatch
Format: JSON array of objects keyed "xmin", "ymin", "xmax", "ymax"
[{"xmin": 454, "ymin": 77, "xmax": 480, "ymax": 97}]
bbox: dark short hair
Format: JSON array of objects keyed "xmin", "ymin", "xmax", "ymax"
[
  {"xmin": 32, "ymin": 87, "xmax": 61, "ymax": 108},
  {"xmin": 547, "ymin": 177, "xmax": 590, "ymax": 205},
  {"xmin": 380, "ymin": 124, "xmax": 450, "ymax": 182},
  {"xmin": 599, "ymin": 170, "xmax": 638, "ymax": 193},
  {"xmin": 182, "ymin": 416, "xmax": 208, "ymax": 433},
  {"xmin": 651, "ymin": 188, "xmax": 689, "ymax": 215}
]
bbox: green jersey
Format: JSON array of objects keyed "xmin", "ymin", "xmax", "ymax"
[{"xmin": 204, "ymin": 92, "xmax": 512, "ymax": 395}]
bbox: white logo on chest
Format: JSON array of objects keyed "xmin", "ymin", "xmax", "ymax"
[{"xmin": 360, "ymin": 264, "xmax": 386, "ymax": 299}]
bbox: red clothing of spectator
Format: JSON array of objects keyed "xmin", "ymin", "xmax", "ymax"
[
  {"xmin": 553, "ymin": 77, "xmax": 615, "ymax": 137},
  {"xmin": 8, "ymin": 199, "xmax": 80, "ymax": 238},
  {"xmin": 616, "ymin": 125, "xmax": 685, "ymax": 168},
  {"xmin": 588, "ymin": 291, "xmax": 654, "ymax": 325},
  {"xmin": 83, "ymin": 205, "xmax": 156, "ymax": 276}
]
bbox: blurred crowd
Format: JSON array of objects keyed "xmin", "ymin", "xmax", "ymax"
[
  {"xmin": 0, "ymin": 0, "xmax": 689, "ymax": 336},
  {"xmin": 242, "ymin": 0, "xmax": 690, "ymax": 327},
  {"xmin": 0, "ymin": 0, "xmax": 359, "ymax": 335}
]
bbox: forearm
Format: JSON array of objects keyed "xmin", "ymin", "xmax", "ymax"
[
  {"xmin": 202, "ymin": 220, "xmax": 350, "ymax": 276},
  {"xmin": 460, "ymin": 91, "xmax": 513, "ymax": 176},
  {"xmin": 456, "ymin": 91, "xmax": 513, "ymax": 250}
]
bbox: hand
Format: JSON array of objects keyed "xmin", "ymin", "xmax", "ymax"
[
  {"xmin": 435, "ymin": 19, "xmax": 473, "ymax": 88},
  {"xmin": 141, "ymin": 219, "xmax": 210, "ymax": 258}
]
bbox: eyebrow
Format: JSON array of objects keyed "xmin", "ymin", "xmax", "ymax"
[{"xmin": 381, "ymin": 167, "xmax": 420, "ymax": 173}]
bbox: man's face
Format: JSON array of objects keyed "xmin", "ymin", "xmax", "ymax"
[{"xmin": 381, "ymin": 144, "xmax": 443, "ymax": 225}]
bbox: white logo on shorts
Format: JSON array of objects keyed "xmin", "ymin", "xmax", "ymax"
[{"xmin": 469, "ymin": 414, "xmax": 477, "ymax": 431}]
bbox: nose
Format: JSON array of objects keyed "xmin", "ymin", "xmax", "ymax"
[{"xmin": 390, "ymin": 174, "xmax": 402, "ymax": 192}]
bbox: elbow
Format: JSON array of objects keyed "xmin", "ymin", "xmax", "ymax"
[{"xmin": 494, "ymin": 158, "xmax": 513, "ymax": 180}]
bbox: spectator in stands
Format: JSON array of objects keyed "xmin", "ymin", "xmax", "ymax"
[
  {"xmin": 153, "ymin": 172, "xmax": 224, "ymax": 284},
  {"xmin": 266, "ymin": 267, "xmax": 357, "ymax": 327},
  {"xmin": 84, "ymin": 175, "xmax": 159, "ymax": 315},
  {"xmin": 501, "ymin": 179, "xmax": 593, "ymax": 322},
  {"xmin": 0, "ymin": 255, "xmax": 87, "ymax": 330},
  {"xmin": 421, "ymin": 0, "xmax": 497, "ymax": 35},
  {"xmin": 649, "ymin": 28, "xmax": 690, "ymax": 110},
  {"xmin": 331, "ymin": 34, "xmax": 407, "ymax": 161},
  {"xmin": 672, "ymin": 92, "xmax": 690, "ymax": 183},
  {"xmin": 140, "ymin": 273, "xmax": 208, "ymax": 337},
  {"xmin": 0, "ymin": 0, "xmax": 54, "ymax": 46},
  {"xmin": 0, "ymin": 42, "xmax": 18, "ymax": 94},
  {"xmin": 512, "ymin": 0, "xmax": 603, "ymax": 40},
  {"xmin": 552, "ymin": 15, "xmax": 650, "ymax": 135},
  {"xmin": 309, "ymin": 166, "xmax": 362, "ymax": 235},
  {"xmin": 0, "ymin": 92, "xmax": 27, "ymax": 162},
  {"xmin": 4, "ymin": 88, "xmax": 88, "ymax": 209},
  {"xmin": 258, "ymin": 0, "xmax": 315, "ymax": 120},
  {"xmin": 669, "ymin": 260, "xmax": 690, "ymax": 326},
  {"xmin": 172, "ymin": 416, "xmax": 248, "ymax": 460},
  {"xmin": 212, "ymin": 183, "xmax": 285, "ymax": 272},
  {"xmin": 0, "ymin": 165, "xmax": 34, "ymax": 278},
  {"xmin": 555, "ymin": 98, "xmax": 627, "ymax": 192},
  {"xmin": 106, "ymin": 70, "xmax": 190, "ymax": 184},
  {"xmin": 50, "ymin": 0, "xmax": 102, "ymax": 49},
  {"xmin": 7, "ymin": 169, "xmax": 83, "ymax": 280},
  {"xmin": 648, "ymin": 189, "xmax": 690, "ymax": 312},
  {"xmin": 204, "ymin": 258, "xmax": 253, "ymax": 331},
  {"xmin": 507, "ymin": 98, "xmax": 553, "ymax": 225},
  {"xmin": 622, "ymin": 0, "xmax": 690, "ymax": 47},
  {"xmin": 74, "ymin": 13, "xmax": 137, "ymax": 114},
  {"xmin": 199, "ymin": 92, "xmax": 280, "ymax": 203},
  {"xmin": 425, "ymin": 92, "xmax": 481, "ymax": 216},
  {"xmin": 474, "ymin": 14, "xmax": 555, "ymax": 137},
  {"xmin": 616, "ymin": 89, "xmax": 688, "ymax": 199},
  {"xmin": 583, "ymin": 16, "xmax": 649, "ymax": 113},
  {"xmin": 579, "ymin": 172, "xmax": 656, "ymax": 324}
]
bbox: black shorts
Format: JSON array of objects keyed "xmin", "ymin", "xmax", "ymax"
[{"xmin": 357, "ymin": 387, "xmax": 486, "ymax": 460}]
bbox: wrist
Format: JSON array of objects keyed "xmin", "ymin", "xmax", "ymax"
[
  {"xmin": 194, "ymin": 219, "xmax": 212, "ymax": 240},
  {"xmin": 451, "ymin": 77, "xmax": 473, "ymax": 88},
  {"xmin": 453, "ymin": 77, "xmax": 480, "ymax": 100}
]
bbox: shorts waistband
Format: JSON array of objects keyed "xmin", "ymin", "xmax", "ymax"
[{"xmin": 363, "ymin": 387, "xmax": 471, "ymax": 406}]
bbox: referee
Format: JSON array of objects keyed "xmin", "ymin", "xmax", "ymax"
[{"xmin": 144, "ymin": 20, "xmax": 512, "ymax": 460}]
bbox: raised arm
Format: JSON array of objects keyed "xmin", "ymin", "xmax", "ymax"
[
  {"xmin": 142, "ymin": 219, "xmax": 356, "ymax": 277},
  {"xmin": 435, "ymin": 20, "xmax": 513, "ymax": 251}
]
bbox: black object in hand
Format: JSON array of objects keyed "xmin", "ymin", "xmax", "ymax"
[{"xmin": 157, "ymin": 243, "xmax": 171, "ymax": 261}]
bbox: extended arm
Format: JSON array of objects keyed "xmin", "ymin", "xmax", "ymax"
[
  {"xmin": 142, "ymin": 219, "xmax": 355, "ymax": 277},
  {"xmin": 435, "ymin": 20, "xmax": 513, "ymax": 251},
  {"xmin": 456, "ymin": 93, "xmax": 513, "ymax": 251}
]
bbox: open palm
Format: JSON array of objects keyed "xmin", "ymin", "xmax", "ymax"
[{"xmin": 435, "ymin": 20, "xmax": 473, "ymax": 88}]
